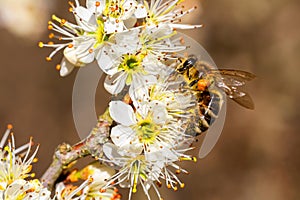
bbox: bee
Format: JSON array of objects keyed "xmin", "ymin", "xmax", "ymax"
[{"xmin": 174, "ymin": 55, "xmax": 256, "ymax": 134}]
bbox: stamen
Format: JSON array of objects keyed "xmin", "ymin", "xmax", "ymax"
[
  {"xmin": 49, "ymin": 33, "xmax": 55, "ymax": 39},
  {"xmin": 56, "ymin": 64, "xmax": 61, "ymax": 71},
  {"xmin": 48, "ymin": 24, "xmax": 53, "ymax": 30},
  {"xmin": 0, "ymin": 125, "xmax": 11, "ymax": 148}
]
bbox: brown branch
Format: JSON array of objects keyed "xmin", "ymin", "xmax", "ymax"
[{"xmin": 41, "ymin": 119, "xmax": 111, "ymax": 190}]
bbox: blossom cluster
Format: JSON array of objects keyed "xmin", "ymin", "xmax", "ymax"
[
  {"xmin": 39, "ymin": 0, "xmax": 203, "ymax": 199},
  {"xmin": 0, "ymin": 125, "xmax": 51, "ymax": 199},
  {"xmin": 39, "ymin": 0, "xmax": 201, "ymax": 93},
  {"xmin": 0, "ymin": 126, "xmax": 120, "ymax": 200},
  {"xmin": 100, "ymin": 79, "xmax": 198, "ymax": 199}
]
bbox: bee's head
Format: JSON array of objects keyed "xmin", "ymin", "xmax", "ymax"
[{"xmin": 176, "ymin": 56, "xmax": 198, "ymax": 74}]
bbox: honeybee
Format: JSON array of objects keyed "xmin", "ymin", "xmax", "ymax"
[{"xmin": 174, "ymin": 55, "xmax": 255, "ymax": 134}]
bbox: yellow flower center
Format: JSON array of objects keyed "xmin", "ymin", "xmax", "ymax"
[
  {"xmin": 0, "ymin": 146, "xmax": 33, "ymax": 185},
  {"xmin": 136, "ymin": 118, "xmax": 160, "ymax": 144},
  {"xmin": 94, "ymin": 18, "xmax": 107, "ymax": 47},
  {"xmin": 118, "ymin": 54, "xmax": 145, "ymax": 84}
]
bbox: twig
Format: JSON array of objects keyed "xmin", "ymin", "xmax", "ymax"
[{"xmin": 41, "ymin": 119, "xmax": 111, "ymax": 190}]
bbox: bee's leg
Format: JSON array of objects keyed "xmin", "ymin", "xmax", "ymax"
[
  {"xmin": 208, "ymin": 89, "xmax": 225, "ymax": 116},
  {"xmin": 199, "ymin": 102, "xmax": 218, "ymax": 119},
  {"xmin": 197, "ymin": 104, "xmax": 210, "ymax": 132}
]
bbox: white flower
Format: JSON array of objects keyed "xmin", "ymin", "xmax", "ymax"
[
  {"xmin": 40, "ymin": 0, "xmax": 201, "ymax": 76},
  {"xmin": 2, "ymin": 179, "xmax": 51, "ymax": 200},
  {"xmin": 102, "ymin": 49, "xmax": 157, "ymax": 95},
  {"xmin": 0, "ymin": 124, "xmax": 39, "ymax": 188},
  {"xmin": 102, "ymin": 143, "xmax": 163, "ymax": 200},
  {"xmin": 38, "ymin": 0, "xmax": 145, "ymax": 77},
  {"xmin": 39, "ymin": 1, "xmax": 112, "ymax": 76},
  {"xmin": 102, "ymin": 142, "xmax": 197, "ymax": 200},
  {"xmin": 108, "ymin": 97, "xmax": 192, "ymax": 158},
  {"xmin": 99, "ymin": 24, "xmax": 186, "ymax": 94}
]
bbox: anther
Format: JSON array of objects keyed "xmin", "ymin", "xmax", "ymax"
[
  {"xmin": 38, "ymin": 42, "xmax": 44, "ymax": 48},
  {"xmin": 100, "ymin": 188, "xmax": 106, "ymax": 193},
  {"xmin": 48, "ymin": 33, "xmax": 55, "ymax": 39},
  {"xmin": 192, "ymin": 157, "xmax": 197, "ymax": 162},
  {"xmin": 61, "ymin": 19, "xmax": 66, "ymax": 25},
  {"xmin": 56, "ymin": 64, "xmax": 61, "ymax": 71},
  {"xmin": 7, "ymin": 124, "xmax": 13, "ymax": 130}
]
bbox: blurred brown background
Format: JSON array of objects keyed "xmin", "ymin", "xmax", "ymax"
[{"xmin": 0, "ymin": 0, "xmax": 299, "ymax": 199}]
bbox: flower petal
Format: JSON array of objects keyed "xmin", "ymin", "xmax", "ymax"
[
  {"xmin": 134, "ymin": 3, "xmax": 147, "ymax": 18},
  {"xmin": 142, "ymin": 54, "xmax": 166, "ymax": 75},
  {"xmin": 96, "ymin": 46, "xmax": 119, "ymax": 75},
  {"xmin": 104, "ymin": 20, "xmax": 124, "ymax": 34},
  {"xmin": 121, "ymin": 0, "xmax": 137, "ymax": 20},
  {"xmin": 114, "ymin": 29, "xmax": 140, "ymax": 52},
  {"xmin": 60, "ymin": 57, "xmax": 75, "ymax": 77},
  {"xmin": 111, "ymin": 125, "xmax": 143, "ymax": 154},
  {"xmin": 104, "ymin": 72, "xmax": 127, "ymax": 94},
  {"xmin": 111, "ymin": 125, "xmax": 135, "ymax": 145},
  {"xmin": 109, "ymin": 101, "xmax": 136, "ymax": 126},
  {"xmin": 64, "ymin": 46, "xmax": 85, "ymax": 67},
  {"xmin": 149, "ymin": 100, "xmax": 168, "ymax": 124},
  {"xmin": 73, "ymin": 6, "xmax": 95, "ymax": 31},
  {"xmin": 86, "ymin": 0, "xmax": 105, "ymax": 14}
]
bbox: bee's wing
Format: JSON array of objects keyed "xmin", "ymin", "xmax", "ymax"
[
  {"xmin": 207, "ymin": 69, "xmax": 255, "ymax": 109},
  {"xmin": 225, "ymin": 87, "xmax": 255, "ymax": 109},
  {"xmin": 210, "ymin": 69, "xmax": 256, "ymax": 86}
]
